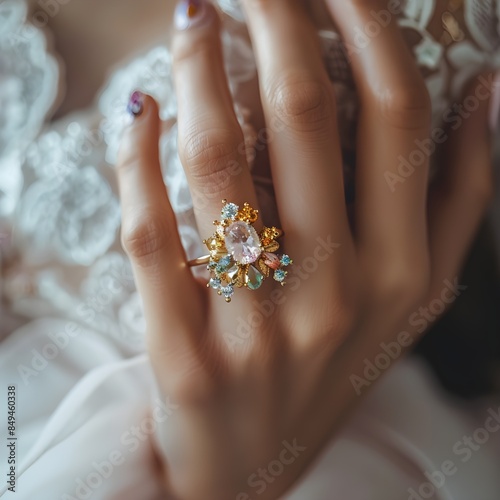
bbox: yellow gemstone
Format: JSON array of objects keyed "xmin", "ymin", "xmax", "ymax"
[{"xmin": 187, "ymin": 4, "xmax": 198, "ymax": 18}]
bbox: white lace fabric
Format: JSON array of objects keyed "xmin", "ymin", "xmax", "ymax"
[
  {"xmin": 1, "ymin": 0, "xmax": 499, "ymax": 327},
  {"xmin": 0, "ymin": 1, "xmax": 500, "ymax": 499}
]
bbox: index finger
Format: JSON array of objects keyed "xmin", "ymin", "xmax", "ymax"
[{"xmin": 116, "ymin": 94, "xmax": 204, "ymax": 381}]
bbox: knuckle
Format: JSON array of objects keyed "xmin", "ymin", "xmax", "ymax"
[
  {"xmin": 323, "ymin": 271, "xmax": 361, "ymax": 336},
  {"xmin": 171, "ymin": 18, "xmax": 220, "ymax": 67},
  {"xmin": 121, "ymin": 210, "xmax": 171, "ymax": 265},
  {"xmin": 292, "ymin": 291, "xmax": 358, "ymax": 353},
  {"xmin": 373, "ymin": 260, "xmax": 430, "ymax": 311},
  {"xmin": 116, "ymin": 153, "xmax": 142, "ymax": 177},
  {"xmin": 319, "ymin": 314, "xmax": 355, "ymax": 351},
  {"xmin": 327, "ymin": 291, "xmax": 358, "ymax": 338},
  {"xmin": 180, "ymin": 127, "xmax": 243, "ymax": 189},
  {"xmin": 375, "ymin": 85, "xmax": 431, "ymax": 130},
  {"xmin": 298, "ymin": 309, "xmax": 357, "ymax": 359},
  {"xmin": 268, "ymin": 78, "xmax": 334, "ymax": 131},
  {"xmin": 173, "ymin": 38, "xmax": 212, "ymax": 67},
  {"xmin": 148, "ymin": 337, "xmax": 220, "ymax": 406}
]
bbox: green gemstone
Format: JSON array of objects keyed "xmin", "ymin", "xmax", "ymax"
[{"xmin": 247, "ymin": 265, "xmax": 264, "ymax": 290}]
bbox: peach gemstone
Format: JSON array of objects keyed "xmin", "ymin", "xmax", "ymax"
[{"xmin": 263, "ymin": 252, "xmax": 280, "ymax": 270}]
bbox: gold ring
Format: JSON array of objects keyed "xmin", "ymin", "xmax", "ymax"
[
  {"xmin": 190, "ymin": 200, "xmax": 293, "ymax": 302},
  {"xmin": 188, "ymin": 255, "xmax": 211, "ymax": 267}
]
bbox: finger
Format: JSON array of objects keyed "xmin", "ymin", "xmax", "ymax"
[
  {"xmin": 172, "ymin": 1, "xmax": 259, "ymax": 238},
  {"xmin": 241, "ymin": 0, "xmax": 352, "ymax": 256},
  {"xmin": 427, "ymin": 73, "xmax": 495, "ymax": 297},
  {"xmin": 326, "ymin": 0, "xmax": 431, "ymax": 295},
  {"xmin": 116, "ymin": 93, "xmax": 204, "ymax": 376}
]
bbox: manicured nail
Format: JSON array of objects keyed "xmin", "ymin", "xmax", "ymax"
[
  {"xmin": 127, "ymin": 91, "xmax": 144, "ymax": 117},
  {"xmin": 174, "ymin": 0, "xmax": 208, "ymax": 30}
]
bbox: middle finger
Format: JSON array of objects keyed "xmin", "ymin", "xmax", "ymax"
[
  {"xmin": 241, "ymin": 0, "xmax": 354, "ymax": 259},
  {"xmin": 172, "ymin": 1, "xmax": 260, "ymax": 238}
]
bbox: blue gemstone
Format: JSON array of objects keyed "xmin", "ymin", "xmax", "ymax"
[
  {"xmin": 221, "ymin": 284, "xmax": 234, "ymax": 298},
  {"xmin": 274, "ymin": 269, "xmax": 287, "ymax": 282},
  {"xmin": 215, "ymin": 255, "xmax": 232, "ymax": 274},
  {"xmin": 280, "ymin": 255, "xmax": 292, "ymax": 266},
  {"xmin": 209, "ymin": 278, "xmax": 221, "ymax": 289},
  {"xmin": 219, "ymin": 255, "xmax": 232, "ymax": 266},
  {"xmin": 221, "ymin": 203, "xmax": 239, "ymax": 220}
]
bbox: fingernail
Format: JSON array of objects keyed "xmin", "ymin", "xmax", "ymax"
[
  {"xmin": 174, "ymin": 0, "xmax": 208, "ymax": 30},
  {"xmin": 127, "ymin": 91, "xmax": 144, "ymax": 118}
]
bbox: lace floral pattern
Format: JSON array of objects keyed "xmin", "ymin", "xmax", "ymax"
[
  {"xmin": 17, "ymin": 124, "xmax": 121, "ymax": 266},
  {"xmin": 79, "ymin": 253, "xmax": 145, "ymax": 350},
  {"xmin": 23, "ymin": 252, "xmax": 146, "ymax": 351},
  {"xmin": 0, "ymin": 0, "xmax": 59, "ymax": 222},
  {"xmin": 1, "ymin": 0, "xmax": 499, "ymax": 326},
  {"xmin": 465, "ymin": 0, "xmax": 499, "ymax": 52},
  {"xmin": 99, "ymin": 46, "xmax": 177, "ymax": 167}
]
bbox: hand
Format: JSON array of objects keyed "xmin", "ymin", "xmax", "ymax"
[{"xmin": 115, "ymin": 1, "xmax": 494, "ymax": 498}]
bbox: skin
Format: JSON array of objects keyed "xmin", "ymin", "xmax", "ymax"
[{"xmin": 115, "ymin": 1, "xmax": 495, "ymax": 499}]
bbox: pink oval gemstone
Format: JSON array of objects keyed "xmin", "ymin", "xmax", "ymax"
[
  {"xmin": 224, "ymin": 221, "xmax": 261, "ymax": 264},
  {"xmin": 263, "ymin": 252, "xmax": 280, "ymax": 270}
]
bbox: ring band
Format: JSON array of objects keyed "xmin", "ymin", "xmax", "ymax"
[
  {"xmin": 190, "ymin": 200, "xmax": 293, "ymax": 302},
  {"xmin": 188, "ymin": 255, "xmax": 211, "ymax": 267}
]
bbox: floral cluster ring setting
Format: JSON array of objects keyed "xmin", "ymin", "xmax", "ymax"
[{"xmin": 187, "ymin": 200, "xmax": 293, "ymax": 302}]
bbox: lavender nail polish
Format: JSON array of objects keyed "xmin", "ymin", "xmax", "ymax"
[
  {"xmin": 127, "ymin": 91, "xmax": 144, "ymax": 117},
  {"xmin": 174, "ymin": 0, "xmax": 208, "ymax": 30}
]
